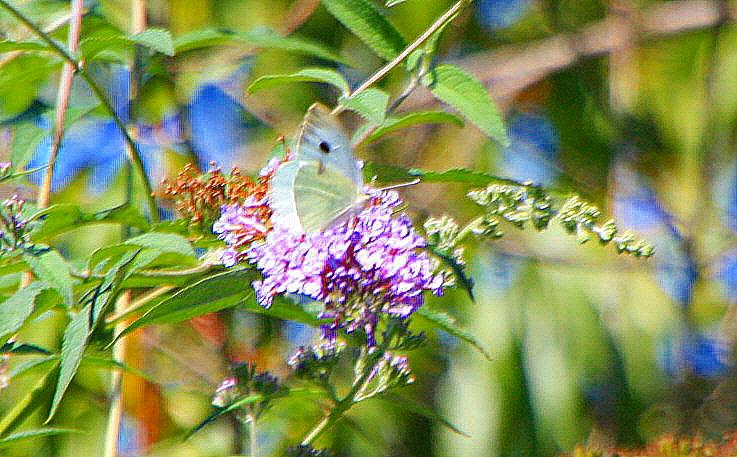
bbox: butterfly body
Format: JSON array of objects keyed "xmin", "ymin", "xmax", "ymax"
[{"xmin": 270, "ymin": 104, "xmax": 366, "ymax": 233}]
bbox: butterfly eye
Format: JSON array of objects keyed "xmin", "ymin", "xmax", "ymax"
[{"xmin": 319, "ymin": 141, "xmax": 331, "ymax": 154}]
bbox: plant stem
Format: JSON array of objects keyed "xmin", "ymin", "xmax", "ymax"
[
  {"xmin": 332, "ymin": 0, "xmax": 473, "ymax": 116},
  {"xmin": 18, "ymin": 0, "xmax": 83, "ymax": 289},
  {"xmin": 38, "ymin": 0, "xmax": 83, "ymax": 209},
  {"xmin": 103, "ymin": 290, "xmax": 132, "ymax": 457},
  {"xmin": 0, "ymin": 0, "xmax": 159, "ymax": 223},
  {"xmin": 249, "ymin": 413, "xmax": 258, "ymax": 457}
]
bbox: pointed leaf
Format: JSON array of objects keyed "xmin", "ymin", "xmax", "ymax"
[
  {"xmin": 0, "ymin": 282, "xmax": 48, "ymax": 346},
  {"xmin": 23, "ymin": 251, "xmax": 73, "ymax": 306},
  {"xmin": 11, "ymin": 122, "xmax": 46, "ymax": 171},
  {"xmin": 174, "ymin": 29, "xmax": 345, "ymax": 63},
  {"xmin": 0, "ymin": 428, "xmax": 82, "ymax": 446},
  {"xmin": 240, "ymin": 29, "xmax": 344, "ymax": 62},
  {"xmin": 415, "ymin": 307, "xmax": 492, "ymax": 361},
  {"xmin": 130, "ymin": 28, "xmax": 175, "ymax": 56},
  {"xmin": 422, "ymin": 64, "xmax": 508, "ymax": 146},
  {"xmin": 364, "ymin": 111, "xmax": 463, "ymax": 143},
  {"xmin": 381, "ymin": 393, "xmax": 469, "ymax": 436},
  {"xmin": 124, "ymin": 232, "xmax": 196, "ymax": 258},
  {"xmin": 339, "ymin": 88, "xmax": 389, "ymax": 125},
  {"xmin": 0, "ymin": 40, "xmax": 50, "ymax": 52},
  {"xmin": 0, "ymin": 367, "xmax": 56, "ymax": 436},
  {"xmin": 248, "ymin": 68, "xmax": 350, "ymax": 95},
  {"xmin": 47, "ymin": 305, "xmax": 92, "ymax": 421},
  {"xmin": 113, "ymin": 269, "xmax": 255, "ymax": 341},
  {"xmin": 321, "ymin": 0, "xmax": 406, "ymax": 60},
  {"xmin": 427, "ymin": 246, "xmax": 474, "ymax": 301}
]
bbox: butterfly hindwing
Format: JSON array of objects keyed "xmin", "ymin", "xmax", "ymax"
[{"xmin": 293, "ymin": 161, "xmax": 361, "ymax": 232}]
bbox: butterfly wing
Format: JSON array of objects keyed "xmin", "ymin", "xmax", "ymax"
[
  {"xmin": 295, "ymin": 103, "xmax": 363, "ymax": 187},
  {"xmin": 271, "ymin": 160, "xmax": 361, "ymax": 233},
  {"xmin": 270, "ymin": 103, "xmax": 364, "ymax": 232}
]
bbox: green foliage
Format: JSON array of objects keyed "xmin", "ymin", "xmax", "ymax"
[
  {"xmin": 422, "ymin": 64, "xmax": 509, "ymax": 146},
  {"xmin": 129, "ymin": 28, "xmax": 175, "ymax": 56},
  {"xmin": 321, "ymin": 0, "xmax": 406, "ymax": 60},
  {"xmin": 415, "ymin": 307, "xmax": 492, "ymax": 361},
  {"xmin": 248, "ymin": 68, "xmax": 351, "ymax": 96},
  {"xmin": 362, "ymin": 111, "xmax": 464, "ymax": 143},
  {"xmin": 0, "ymin": 428, "xmax": 82, "ymax": 447},
  {"xmin": 22, "ymin": 251, "xmax": 72, "ymax": 306},
  {"xmin": 0, "ymin": 282, "xmax": 48, "ymax": 346},
  {"xmin": 48, "ymin": 304, "xmax": 91, "ymax": 421},
  {"xmin": 339, "ymin": 88, "xmax": 390, "ymax": 125},
  {"xmin": 173, "ymin": 29, "xmax": 346, "ymax": 63}
]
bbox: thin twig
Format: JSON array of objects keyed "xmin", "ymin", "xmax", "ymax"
[
  {"xmin": 332, "ymin": 0, "xmax": 473, "ymax": 116},
  {"xmin": 0, "ymin": 0, "xmax": 159, "ymax": 222},
  {"xmin": 103, "ymin": 291, "xmax": 132, "ymax": 457},
  {"xmin": 37, "ymin": 0, "xmax": 83, "ymax": 209}
]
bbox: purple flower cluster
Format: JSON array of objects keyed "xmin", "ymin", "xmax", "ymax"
[
  {"xmin": 213, "ymin": 196, "xmax": 270, "ymax": 267},
  {"xmin": 246, "ymin": 190, "xmax": 445, "ymax": 345}
]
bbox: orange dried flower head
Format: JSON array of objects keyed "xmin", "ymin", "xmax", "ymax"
[{"xmin": 161, "ymin": 162, "xmax": 273, "ymax": 230}]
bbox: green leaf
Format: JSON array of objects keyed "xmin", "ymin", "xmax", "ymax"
[
  {"xmin": 186, "ymin": 388, "xmax": 322, "ymax": 439},
  {"xmin": 11, "ymin": 122, "xmax": 46, "ymax": 170},
  {"xmin": 248, "ymin": 68, "xmax": 350, "ymax": 95},
  {"xmin": 381, "ymin": 393, "xmax": 469, "ymax": 436},
  {"xmin": 1, "ymin": 341, "xmax": 52, "ymax": 355},
  {"xmin": 422, "ymin": 64, "xmax": 508, "ymax": 146},
  {"xmin": 364, "ymin": 111, "xmax": 464, "ymax": 143},
  {"xmin": 23, "ymin": 251, "xmax": 73, "ymax": 306},
  {"xmin": 415, "ymin": 307, "xmax": 492, "ymax": 361},
  {"xmin": 0, "ymin": 40, "xmax": 50, "ymax": 52},
  {"xmin": 363, "ymin": 164, "xmax": 524, "ymax": 187},
  {"xmin": 186, "ymin": 394, "xmax": 263, "ymax": 439},
  {"xmin": 0, "ymin": 368, "xmax": 56, "ymax": 437},
  {"xmin": 124, "ymin": 232, "xmax": 196, "ymax": 258},
  {"xmin": 0, "ymin": 428, "xmax": 82, "ymax": 446},
  {"xmin": 321, "ymin": 0, "xmax": 406, "ymax": 60},
  {"xmin": 113, "ymin": 269, "xmax": 255, "ymax": 341},
  {"xmin": 30, "ymin": 204, "xmax": 149, "ymax": 242},
  {"xmin": 240, "ymin": 29, "xmax": 344, "ymax": 62},
  {"xmin": 174, "ymin": 28, "xmax": 345, "ymax": 63},
  {"xmin": 47, "ymin": 305, "xmax": 92, "ymax": 421},
  {"xmin": 339, "ymin": 88, "xmax": 389, "ymax": 125},
  {"xmin": 129, "ymin": 28, "xmax": 175, "ymax": 56},
  {"xmin": 0, "ymin": 282, "xmax": 48, "ymax": 346},
  {"xmin": 386, "ymin": 0, "xmax": 407, "ymax": 6},
  {"xmin": 173, "ymin": 29, "xmax": 233, "ymax": 53}
]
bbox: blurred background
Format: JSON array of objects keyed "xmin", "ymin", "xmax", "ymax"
[{"xmin": 1, "ymin": 0, "xmax": 737, "ymax": 456}]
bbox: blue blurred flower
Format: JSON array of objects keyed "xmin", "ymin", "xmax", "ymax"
[
  {"xmin": 714, "ymin": 159, "xmax": 737, "ymax": 233},
  {"xmin": 188, "ymin": 83, "xmax": 253, "ymax": 170},
  {"xmin": 477, "ymin": 0, "xmax": 532, "ymax": 30},
  {"xmin": 612, "ymin": 157, "xmax": 675, "ymax": 233},
  {"xmin": 499, "ymin": 113, "xmax": 559, "ymax": 185},
  {"xmin": 716, "ymin": 249, "xmax": 737, "ymax": 303},
  {"xmin": 659, "ymin": 332, "xmax": 732, "ymax": 379},
  {"xmin": 612, "ymin": 156, "xmax": 696, "ymax": 306},
  {"xmin": 654, "ymin": 235, "xmax": 698, "ymax": 307}
]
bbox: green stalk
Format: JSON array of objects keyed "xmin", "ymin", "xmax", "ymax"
[
  {"xmin": 333, "ymin": 0, "xmax": 474, "ymax": 115},
  {"xmin": 0, "ymin": 0, "xmax": 159, "ymax": 223}
]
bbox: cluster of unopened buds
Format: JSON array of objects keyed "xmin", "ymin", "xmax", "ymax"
[{"xmin": 1, "ymin": 194, "xmax": 31, "ymax": 253}]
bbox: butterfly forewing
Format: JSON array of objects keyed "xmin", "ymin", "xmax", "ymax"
[
  {"xmin": 269, "ymin": 103, "xmax": 365, "ymax": 233},
  {"xmin": 296, "ymin": 104, "xmax": 363, "ymax": 187}
]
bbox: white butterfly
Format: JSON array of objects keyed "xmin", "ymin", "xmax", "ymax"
[{"xmin": 269, "ymin": 103, "xmax": 368, "ymax": 233}]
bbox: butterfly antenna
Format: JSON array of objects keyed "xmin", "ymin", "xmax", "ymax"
[{"xmin": 378, "ymin": 178, "xmax": 421, "ymax": 191}]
